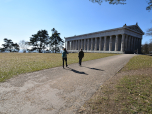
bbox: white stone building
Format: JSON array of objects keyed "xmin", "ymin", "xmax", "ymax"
[{"xmin": 64, "ymin": 23, "xmax": 144, "ymax": 54}]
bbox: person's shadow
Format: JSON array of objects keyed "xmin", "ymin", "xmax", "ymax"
[
  {"xmin": 65, "ymin": 67, "xmax": 88, "ymax": 75},
  {"xmin": 83, "ymin": 66, "xmax": 104, "ymax": 71}
]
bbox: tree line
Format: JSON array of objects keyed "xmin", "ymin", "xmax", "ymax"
[
  {"xmin": 0, "ymin": 28, "xmax": 64, "ymax": 53},
  {"xmin": 142, "ymin": 39, "xmax": 152, "ymax": 54}
]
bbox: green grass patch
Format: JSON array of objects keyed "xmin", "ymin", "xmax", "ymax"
[
  {"xmin": 115, "ymin": 74, "xmax": 152, "ymax": 113},
  {"xmin": 82, "ymin": 55, "xmax": 152, "ymax": 114},
  {"xmin": 0, "ymin": 53, "xmax": 117, "ymax": 82},
  {"xmin": 122, "ymin": 55, "xmax": 152, "ymax": 71}
]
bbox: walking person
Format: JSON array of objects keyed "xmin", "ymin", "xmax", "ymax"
[
  {"xmin": 78, "ymin": 49, "xmax": 84, "ymax": 66},
  {"xmin": 62, "ymin": 48, "xmax": 68, "ymax": 68}
]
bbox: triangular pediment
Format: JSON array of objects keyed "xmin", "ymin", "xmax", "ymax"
[{"xmin": 126, "ymin": 25, "xmax": 144, "ymax": 35}]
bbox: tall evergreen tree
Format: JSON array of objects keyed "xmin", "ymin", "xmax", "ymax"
[
  {"xmin": 2, "ymin": 38, "xmax": 13, "ymax": 52},
  {"xmin": 49, "ymin": 28, "xmax": 64, "ymax": 53},
  {"xmin": 0, "ymin": 38, "xmax": 20, "ymax": 52},
  {"xmin": 29, "ymin": 30, "xmax": 49, "ymax": 53},
  {"xmin": 12, "ymin": 43, "xmax": 20, "ymax": 52}
]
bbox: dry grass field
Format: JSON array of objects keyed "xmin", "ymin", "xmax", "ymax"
[
  {"xmin": 80, "ymin": 55, "xmax": 152, "ymax": 114},
  {"xmin": 0, "ymin": 53, "xmax": 118, "ymax": 82}
]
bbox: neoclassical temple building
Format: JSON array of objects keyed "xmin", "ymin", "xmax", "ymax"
[{"xmin": 64, "ymin": 23, "xmax": 144, "ymax": 54}]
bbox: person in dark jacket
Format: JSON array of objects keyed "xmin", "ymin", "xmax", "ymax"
[
  {"xmin": 62, "ymin": 48, "xmax": 68, "ymax": 68},
  {"xmin": 78, "ymin": 49, "xmax": 84, "ymax": 66}
]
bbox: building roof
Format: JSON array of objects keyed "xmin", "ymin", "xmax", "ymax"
[
  {"xmin": 65, "ymin": 23, "xmax": 144, "ymax": 39},
  {"xmin": 124, "ymin": 23, "xmax": 144, "ymax": 35}
]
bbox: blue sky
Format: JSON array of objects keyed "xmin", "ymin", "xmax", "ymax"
[{"xmin": 0, "ymin": 0, "xmax": 152, "ymax": 48}]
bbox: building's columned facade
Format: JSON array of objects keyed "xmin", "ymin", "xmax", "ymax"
[{"xmin": 64, "ymin": 23, "xmax": 144, "ymax": 54}]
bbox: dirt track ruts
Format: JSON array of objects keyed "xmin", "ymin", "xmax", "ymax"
[{"xmin": 0, "ymin": 54, "xmax": 135, "ymax": 114}]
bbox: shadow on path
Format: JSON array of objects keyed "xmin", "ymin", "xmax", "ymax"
[
  {"xmin": 65, "ymin": 67, "xmax": 88, "ymax": 75},
  {"xmin": 83, "ymin": 66, "xmax": 104, "ymax": 71}
]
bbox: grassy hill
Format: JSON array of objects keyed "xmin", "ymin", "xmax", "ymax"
[{"xmin": 0, "ymin": 53, "xmax": 118, "ymax": 82}]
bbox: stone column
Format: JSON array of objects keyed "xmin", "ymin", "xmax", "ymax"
[
  {"xmin": 70, "ymin": 41, "xmax": 71, "ymax": 50},
  {"xmin": 127, "ymin": 35, "xmax": 129, "ymax": 51},
  {"xmin": 99, "ymin": 37, "xmax": 101, "ymax": 51},
  {"xmin": 80, "ymin": 39, "xmax": 83, "ymax": 49},
  {"xmin": 104, "ymin": 36, "xmax": 107, "ymax": 51},
  {"xmin": 77, "ymin": 40, "xmax": 79, "ymax": 50},
  {"xmin": 87, "ymin": 39, "xmax": 89, "ymax": 51},
  {"xmin": 73, "ymin": 41, "xmax": 74, "ymax": 50},
  {"xmin": 139, "ymin": 38, "xmax": 142, "ymax": 53},
  {"xmin": 138, "ymin": 38, "xmax": 140, "ymax": 52},
  {"xmin": 133, "ymin": 37, "xmax": 137, "ymax": 51},
  {"xmin": 109, "ymin": 36, "xmax": 112, "ymax": 51},
  {"xmin": 136, "ymin": 38, "xmax": 138, "ymax": 50},
  {"xmin": 131, "ymin": 37, "xmax": 133, "ymax": 52},
  {"xmin": 72, "ymin": 41, "xmax": 73, "ymax": 50},
  {"xmin": 68, "ymin": 41, "xmax": 70, "ymax": 50},
  {"xmin": 136, "ymin": 38, "xmax": 138, "ymax": 53},
  {"xmin": 125, "ymin": 35, "xmax": 128, "ymax": 52},
  {"xmin": 121, "ymin": 34, "xmax": 125, "ymax": 52},
  {"xmin": 132, "ymin": 36, "xmax": 136, "ymax": 52},
  {"xmin": 74, "ymin": 40, "xmax": 75, "ymax": 50},
  {"xmin": 71, "ymin": 41, "xmax": 72, "ymax": 50},
  {"xmin": 74, "ymin": 40, "xmax": 76, "ymax": 50},
  {"xmin": 91, "ymin": 38, "xmax": 93, "ymax": 51},
  {"xmin": 127, "ymin": 37, "xmax": 129, "ymax": 52},
  {"xmin": 115, "ymin": 35, "xmax": 118, "ymax": 51},
  {"xmin": 75, "ymin": 40, "xmax": 77, "ymax": 50},
  {"xmin": 71, "ymin": 41, "xmax": 73, "ymax": 50},
  {"xmin": 84, "ymin": 39, "xmax": 86, "ymax": 50},
  {"xmin": 78, "ymin": 40, "xmax": 80, "ymax": 50},
  {"xmin": 95, "ymin": 38, "xmax": 97, "ymax": 51},
  {"xmin": 77, "ymin": 40, "xmax": 78, "ymax": 50},
  {"xmin": 69, "ymin": 41, "xmax": 71, "ymax": 50},
  {"xmin": 133, "ymin": 37, "xmax": 135, "ymax": 52},
  {"xmin": 73, "ymin": 40, "xmax": 75, "ymax": 50},
  {"xmin": 130, "ymin": 36, "xmax": 132, "ymax": 52},
  {"xmin": 128, "ymin": 36, "xmax": 131, "ymax": 52},
  {"xmin": 67, "ymin": 41, "xmax": 69, "ymax": 50},
  {"xmin": 132, "ymin": 37, "xmax": 134, "ymax": 52},
  {"xmin": 66, "ymin": 41, "xmax": 68, "ymax": 50},
  {"xmin": 65, "ymin": 40, "xmax": 67, "ymax": 50},
  {"xmin": 129, "ymin": 37, "xmax": 131, "ymax": 52},
  {"xmin": 73, "ymin": 41, "xmax": 75, "ymax": 50}
]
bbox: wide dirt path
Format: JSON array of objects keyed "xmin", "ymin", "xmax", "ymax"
[{"xmin": 0, "ymin": 54, "xmax": 135, "ymax": 114}]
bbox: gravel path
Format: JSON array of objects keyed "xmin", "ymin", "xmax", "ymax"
[{"xmin": 0, "ymin": 54, "xmax": 135, "ymax": 114}]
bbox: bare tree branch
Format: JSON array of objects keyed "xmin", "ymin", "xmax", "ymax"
[
  {"xmin": 89, "ymin": 0, "xmax": 126, "ymax": 5},
  {"xmin": 89, "ymin": 0, "xmax": 103, "ymax": 5},
  {"xmin": 146, "ymin": 28, "xmax": 152, "ymax": 36},
  {"xmin": 146, "ymin": 0, "xmax": 152, "ymax": 11},
  {"xmin": 105, "ymin": 0, "xmax": 126, "ymax": 5}
]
